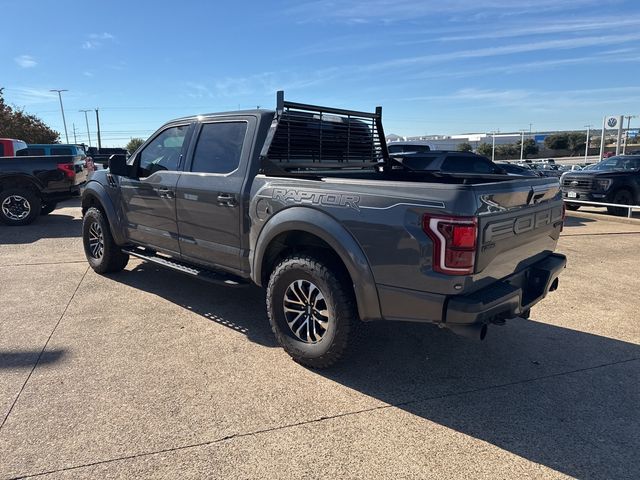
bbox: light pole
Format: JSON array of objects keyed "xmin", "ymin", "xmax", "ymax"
[
  {"xmin": 79, "ymin": 109, "xmax": 92, "ymax": 147},
  {"xmin": 50, "ymin": 89, "xmax": 69, "ymax": 143},
  {"xmin": 622, "ymin": 115, "xmax": 637, "ymax": 154},
  {"xmin": 520, "ymin": 130, "xmax": 525, "ymax": 161},
  {"xmin": 491, "ymin": 131, "xmax": 498, "ymax": 162},
  {"xmin": 584, "ymin": 124, "xmax": 592, "ymax": 162}
]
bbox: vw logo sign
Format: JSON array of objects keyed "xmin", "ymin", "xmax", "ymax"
[{"xmin": 607, "ymin": 116, "xmax": 618, "ymax": 128}]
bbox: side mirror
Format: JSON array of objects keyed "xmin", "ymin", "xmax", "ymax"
[{"xmin": 108, "ymin": 154, "xmax": 132, "ymax": 177}]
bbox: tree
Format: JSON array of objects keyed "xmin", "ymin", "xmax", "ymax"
[
  {"xmin": 476, "ymin": 143, "xmax": 493, "ymax": 158},
  {"xmin": 544, "ymin": 133, "xmax": 569, "ymax": 151},
  {"xmin": 457, "ymin": 142, "xmax": 472, "ymax": 152},
  {"xmin": 126, "ymin": 137, "xmax": 145, "ymax": 153},
  {"xmin": 0, "ymin": 88, "xmax": 60, "ymax": 143},
  {"xmin": 495, "ymin": 143, "xmax": 518, "ymax": 159},
  {"xmin": 516, "ymin": 138, "xmax": 539, "ymax": 158},
  {"xmin": 567, "ymin": 132, "xmax": 586, "ymax": 155}
]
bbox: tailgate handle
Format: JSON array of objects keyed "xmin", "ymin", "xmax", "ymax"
[{"xmin": 528, "ymin": 186, "xmax": 548, "ymax": 204}]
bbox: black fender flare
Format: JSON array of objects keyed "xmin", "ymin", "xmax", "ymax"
[
  {"xmin": 0, "ymin": 173, "xmax": 45, "ymax": 192},
  {"xmin": 81, "ymin": 181, "xmax": 127, "ymax": 245},
  {"xmin": 251, "ymin": 207, "xmax": 381, "ymax": 322}
]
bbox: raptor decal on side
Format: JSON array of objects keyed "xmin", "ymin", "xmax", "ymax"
[{"xmin": 272, "ymin": 188, "xmax": 361, "ymax": 211}]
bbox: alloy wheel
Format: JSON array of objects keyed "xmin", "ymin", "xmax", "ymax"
[
  {"xmin": 1, "ymin": 195, "xmax": 31, "ymax": 221},
  {"xmin": 88, "ymin": 221, "xmax": 105, "ymax": 259},
  {"xmin": 283, "ymin": 280, "xmax": 330, "ymax": 343}
]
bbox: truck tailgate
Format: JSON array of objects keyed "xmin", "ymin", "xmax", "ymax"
[{"xmin": 471, "ymin": 177, "xmax": 563, "ymax": 290}]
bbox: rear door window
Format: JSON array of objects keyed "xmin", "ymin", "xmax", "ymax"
[
  {"xmin": 190, "ymin": 122, "xmax": 247, "ymax": 174},
  {"xmin": 442, "ymin": 155, "xmax": 497, "ymax": 174},
  {"xmin": 51, "ymin": 147, "xmax": 73, "ymax": 155}
]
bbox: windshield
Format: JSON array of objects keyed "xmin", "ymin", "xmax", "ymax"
[{"xmin": 590, "ymin": 156, "xmax": 640, "ymax": 171}]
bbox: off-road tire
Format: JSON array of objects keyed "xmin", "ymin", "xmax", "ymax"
[
  {"xmin": 266, "ymin": 254, "xmax": 360, "ymax": 368},
  {"xmin": 0, "ymin": 188, "xmax": 41, "ymax": 226},
  {"xmin": 606, "ymin": 189, "xmax": 633, "ymax": 216},
  {"xmin": 40, "ymin": 201, "xmax": 58, "ymax": 215},
  {"xmin": 82, "ymin": 207, "xmax": 129, "ymax": 273},
  {"xmin": 565, "ymin": 204, "xmax": 580, "ymax": 211}
]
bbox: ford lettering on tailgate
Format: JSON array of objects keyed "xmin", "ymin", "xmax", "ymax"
[{"xmin": 483, "ymin": 206, "xmax": 563, "ymax": 244}]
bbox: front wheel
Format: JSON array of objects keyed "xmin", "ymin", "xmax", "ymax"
[
  {"xmin": 0, "ymin": 188, "xmax": 41, "ymax": 226},
  {"xmin": 266, "ymin": 255, "xmax": 359, "ymax": 368},
  {"xmin": 82, "ymin": 207, "xmax": 129, "ymax": 273},
  {"xmin": 607, "ymin": 189, "xmax": 633, "ymax": 216}
]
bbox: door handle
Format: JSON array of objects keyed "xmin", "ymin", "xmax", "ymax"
[
  {"xmin": 217, "ymin": 193, "xmax": 237, "ymax": 207},
  {"xmin": 156, "ymin": 188, "xmax": 175, "ymax": 199}
]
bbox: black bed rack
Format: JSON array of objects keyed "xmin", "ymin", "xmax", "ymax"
[{"xmin": 260, "ymin": 90, "xmax": 390, "ymax": 175}]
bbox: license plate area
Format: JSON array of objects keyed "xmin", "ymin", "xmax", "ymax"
[{"xmin": 567, "ymin": 191, "xmax": 577, "ymax": 198}]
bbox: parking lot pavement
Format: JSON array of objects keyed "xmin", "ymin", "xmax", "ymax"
[{"xmin": 0, "ymin": 204, "xmax": 638, "ymax": 479}]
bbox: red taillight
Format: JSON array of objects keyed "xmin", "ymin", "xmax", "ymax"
[
  {"xmin": 423, "ymin": 214, "xmax": 478, "ymax": 275},
  {"xmin": 57, "ymin": 162, "xmax": 76, "ymax": 180}
]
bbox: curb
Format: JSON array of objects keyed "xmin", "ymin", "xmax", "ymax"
[{"xmin": 567, "ymin": 210, "xmax": 640, "ymax": 226}]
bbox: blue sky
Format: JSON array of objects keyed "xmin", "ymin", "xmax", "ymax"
[{"xmin": 1, "ymin": 0, "xmax": 640, "ymax": 146}]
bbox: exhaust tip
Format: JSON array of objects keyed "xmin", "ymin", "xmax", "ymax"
[
  {"xmin": 448, "ymin": 323, "xmax": 488, "ymax": 341},
  {"xmin": 549, "ymin": 278, "xmax": 559, "ymax": 292}
]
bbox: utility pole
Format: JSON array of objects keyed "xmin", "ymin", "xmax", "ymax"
[
  {"xmin": 615, "ymin": 115, "xmax": 624, "ymax": 155},
  {"xmin": 72, "ymin": 123, "xmax": 78, "ymax": 143},
  {"xmin": 95, "ymin": 108, "xmax": 102, "ymax": 150},
  {"xmin": 520, "ymin": 130, "xmax": 525, "ymax": 161},
  {"xmin": 599, "ymin": 116, "xmax": 606, "ymax": 160},
  {"xmin": 50, "ymin": 89, "xmax": 69, "ymax": 143},
  {"xmin": 491, "ymin": 132, "xmax": 496, "ymax": 162},
  {"xmin": 584, "ymin": 124, "xmax": 592, "ymax": 162},
  {"xmin": 79, "ymin": 109, "xmax": 92, "ymax": 147},
  {"xmin": 622, "ymin": 115, "xmax": 637, "ymax": 154}
]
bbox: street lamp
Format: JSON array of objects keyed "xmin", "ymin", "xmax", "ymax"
[
  {"xmin": 520, "ymin": 130, "xmax": 526, "ymax": 161},
  {"xmin": 79, "ymin": 109, "xmax": 92, "ymax": 147},
  {"xmin": 584, "ymin": 124, "xmax": 592, "ymax": 162},
  {"xmin": 50, "ymin": 89, "xmax": 69, "ymax": 143}
]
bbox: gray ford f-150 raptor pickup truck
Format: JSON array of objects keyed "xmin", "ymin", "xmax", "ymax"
[{"xmin": 81, "ymin": 91, "xmax": 566, "ymax": 368}]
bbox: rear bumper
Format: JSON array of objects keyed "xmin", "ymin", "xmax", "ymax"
[
  {"xmin": 42, "ymin": 182, "xmax": 85, "ymax": 202},
  {"xmin": 445, "ymin": 253, "xmax": 566, "ymax": 326},
  {"xmin": 377, "ymin": 253, "xmax": 566, "ymax": 326}
]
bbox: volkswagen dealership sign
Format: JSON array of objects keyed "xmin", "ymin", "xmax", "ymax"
[{"xmin": 606, "ymin": 116, "xmax": 619, "ymax": 128}]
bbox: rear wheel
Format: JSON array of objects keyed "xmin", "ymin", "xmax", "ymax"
[
  {"xmin": 0, "ymin": 188, "xmax": 41, "ymax": 226},
  {"xmin": 607, "ymin": 189, "xmax": 633, "ymax": 216},
  {"xmin": 266, "ymin": 254, "xmax": 359, "ymax": 368},
  {"xmin": 82, "ymin": 207, "xmax": 129, "ymax": 273},
  {"xmin": 40, "ymin": 201, "xmax": 58, "ymax": 215}
]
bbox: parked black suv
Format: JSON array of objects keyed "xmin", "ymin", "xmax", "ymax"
[{"xmin": 561, "ymin": 155, "xmax": 640, "ymax": 215}]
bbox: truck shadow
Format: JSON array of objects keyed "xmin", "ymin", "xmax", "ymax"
[
  {"xmin": 110, "ymin": 263, "xmax": 277, "ymax": 348},
  {"xmin": 0, "ymin": 200, "xmax": 82, "ymax": 244},
  {"xmin": 320, "ymin": 319, "xmax": 639, "ymax": 479},
  {"xmin": 0, "ymin": 349, "xmax": 65, "ymax": 369},
  {"xmin": 563, "ymin": 215, "xmax": 596, "ymax": 228},
  {"xmin": 107, "ymin": 264, "xmax": 639, "ymax": 478}
]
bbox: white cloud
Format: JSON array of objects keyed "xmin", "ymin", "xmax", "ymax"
[
  {"xmin": 359, "ymin": 33, "xmax": 640, "ymax": 72},
  {"xmin": 4, "ymin": 87, "xmax": 58, "ymax": 105},
  {"xmin": 14, "ymin": 55, "xmax": 37, "ymax": 68},
  {"xmin": 287, "ymin": 0, "xmax": 607, "ymax": 24},
  {"xmin": 83, "ymin": 71, "xmax": 94, "ymax": 77},
  {"xmin": 89, "ymin": 32, "xmax": 114, "ymax": 40},
  {"xmin": 82, "ymin": 32, "xmax": 115, "ymax": 49}
]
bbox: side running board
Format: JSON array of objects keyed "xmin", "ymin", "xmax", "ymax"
[{"xmin": 122, "ymin": 247, "xmax": 248, "ymax": 287}]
